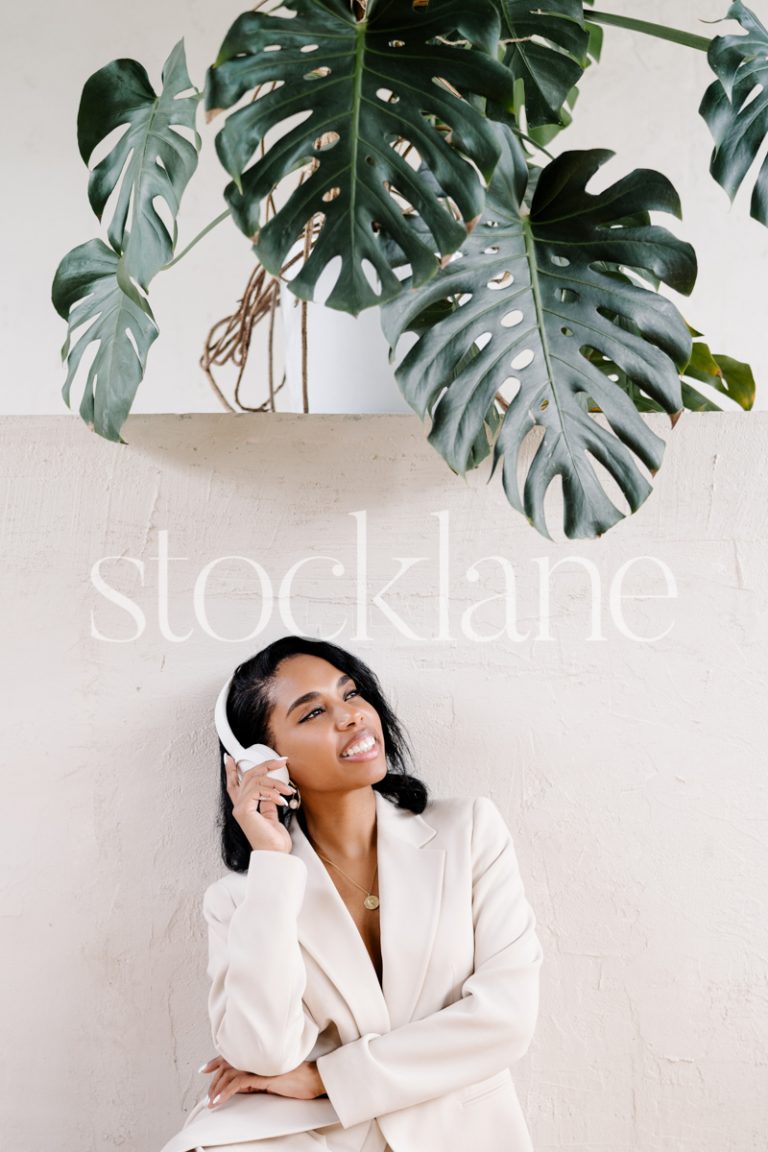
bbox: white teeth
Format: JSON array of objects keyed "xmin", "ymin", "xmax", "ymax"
[{"xmin": 342, "ymin": 736, "xmax": 375, "ymax": 757}]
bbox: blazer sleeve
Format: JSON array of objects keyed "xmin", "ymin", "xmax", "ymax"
[
  {"xmin": 314, "ymin": 795, "xmax": 543, "ymax": 1127},
  {"xmin": 203, "ymin": 849, "xmax": 321, "ymax": 1076}
]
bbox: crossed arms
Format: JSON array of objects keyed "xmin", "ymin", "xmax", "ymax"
[{"xmin": 203, "ymin": 795, "xmax": 543, "ymax": 1128}]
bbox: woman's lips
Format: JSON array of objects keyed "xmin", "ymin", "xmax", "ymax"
[{"xmin": 339, "ymin": 736, "xmax": 380, "ymax": 762}]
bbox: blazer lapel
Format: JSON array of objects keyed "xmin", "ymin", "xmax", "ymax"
[{"xmin": 289, "ymin": 790, "xmax": 446, "ymax": 1036}]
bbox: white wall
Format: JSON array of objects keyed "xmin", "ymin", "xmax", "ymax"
[
  {"xmin": 3, "ymin": 0, "xmax": 767, "ymax": 415},
  {"xmin": 1, "ymin": 412, "xmax": 766, "ymax": 1151}
]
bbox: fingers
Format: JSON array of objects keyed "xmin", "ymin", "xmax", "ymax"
[
  {"xmin": 199, "ymin": 1056, "xmax": 229, "ymax": 1105},
  {"xmin": 251, "ymin": 776, "xmax": 296, "ymax": 801},
  {"xmin": 207, "ymin": 1068, "xmax": 268, "ymax": 1108},
  {"xmin": 207, "ymin": 1064, "xmax": 233, "ymax": 1104},
  {"xmin": 241, "ymin": 762, "xmax": 293, "ymax": 792},
  {"xmin": 225, "ymin": 755, "xmax": 295, "ymax": 794},
  {"xmin": 224, "ymin": 754, "xmax": 288, "ymax": 787},
  {"xmin": 199, "ymin": 1055, "xmax": 272, "ymax": 1109},
  {"xmin": 198, "ymin": 1056, "xmax": 222, "ymax": 1074},
  {"xmin": 227, "ymin": 757, "xmax": 297, "ymax": 811},
  {"xmin": 268, "ymin": 778, "xmax": 297, "ymax": 796},
  {"xmin": 248, "ymin": 779, "xmax": 292, "ymax": 809}
]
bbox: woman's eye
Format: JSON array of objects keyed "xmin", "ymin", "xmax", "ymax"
[{"xmin": 300, "ymin": 689, "xmax": 359, "ymax": 722}]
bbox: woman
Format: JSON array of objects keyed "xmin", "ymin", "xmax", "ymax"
[{"xmin": 159, "ymin": 635, "xmax": 543, "ymax": 1152}]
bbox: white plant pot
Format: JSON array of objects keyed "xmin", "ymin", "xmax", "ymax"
[{"xmin": 279, "ymin": 247, "xmax": 415, "ymax": 415}]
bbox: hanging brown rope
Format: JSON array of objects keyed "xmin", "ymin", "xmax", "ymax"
[{"xmin": 200, "ymin": 262, "xmax": 286, "ymax": 412}]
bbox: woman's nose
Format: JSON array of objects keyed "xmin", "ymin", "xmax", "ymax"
[{"xmin": 338, "ymin": 706, "xmax": 364, "ymax": 727}]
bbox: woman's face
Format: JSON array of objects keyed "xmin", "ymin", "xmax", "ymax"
[{"xmin": 266, "ymin": 654, "xmax": 387, "ymax": 796}]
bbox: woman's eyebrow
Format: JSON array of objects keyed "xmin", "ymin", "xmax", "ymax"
[{"xmin": 285, "ymin": 674, "xmax": 353, "ymax": 719}]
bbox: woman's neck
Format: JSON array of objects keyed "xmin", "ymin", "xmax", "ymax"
[{"xmin": 300, "ymin": 787, "xmax": 377, "ymax": 861}]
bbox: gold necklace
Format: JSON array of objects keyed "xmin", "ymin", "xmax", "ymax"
[{"xmin": 313, "ymin": 848, "xmax": 379, "ymax": 910}]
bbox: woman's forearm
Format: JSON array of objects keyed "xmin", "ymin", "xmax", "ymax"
[{"xmin": 204, "ymin": 850, "xmax": 321, "ymax": 1075}]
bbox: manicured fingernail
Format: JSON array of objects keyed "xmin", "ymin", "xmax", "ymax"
[
  {"xmin": 198, "ymin": 1062, "xmax": 208, "ymax": 1073},
  {"xmin": 212, "ymin": 1094, "xmax": 221, "ymax": 1104},
  {"xmin": 277, "ymin": 796, "xmax": 288, "ymax": 806}
]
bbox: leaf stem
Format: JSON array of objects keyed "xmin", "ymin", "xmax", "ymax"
[
  {"xmin": 163, "ymin": 208, "xmax": 231, "ymax": 269},
  {"xmin": 513, "ymin": 126, "xmax": 556, "ymax": 162},
  {"xmin": 587, "ymin": 10, "xmax": 712, "ymax": 52}
]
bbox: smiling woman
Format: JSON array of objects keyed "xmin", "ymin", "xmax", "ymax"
[
  {"xmin": 158, "ymin": 634, "xmax": 543, "ymax": 1152},
  {"xmin": 216, "ymin": 636, "xmax": 426, "ymax": 875}
]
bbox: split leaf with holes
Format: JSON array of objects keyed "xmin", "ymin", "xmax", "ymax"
[
  {"xmin": 204, "ymin": 0, "xmax": 517, "ymax": 314},
  {"xmin": 51, "ymin": 240, "xmax": 159, "ymax": 443},
  {"xmin": 78, "ymin": 39, "xmax": 202, "ymax": 291},
  {"xmin": 492, "ymin": 0, "xmax": 596, "ymax": 137},
  {"xmin": 51, "ymin": 40, "xmax": 201, "ymax": 444},
  {"xmin": 380, "ymin": 126, "xmax": 697, "ymax": 541},
  {"xmin": 699, "ymin": 0, "xmax": 768, "ymax": 228}
]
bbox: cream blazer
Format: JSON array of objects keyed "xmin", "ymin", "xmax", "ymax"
[{"xmin": 159, "ymin": 790, "xmax": 543, "ymax": 1152}]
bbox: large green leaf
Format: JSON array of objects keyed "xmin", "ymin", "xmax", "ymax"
[
  {"xmin": 492, "ymin": 1, "xmax": 593, "ymax": 132},
  {"xmin": 78, "ymin": 39, "xmax": 202, "ymax": 290},
  {"xmin": 380, "ymin": 129, "xmax": 697, "ymax": 541},
  {"xmin": 204, "ymin": 0, "xmax": 518, "ymax": 314},
  {"xmin": 699, "ymin": 1, "xmax": 768, "ymax": 227},
  {"xmin": 51, "ymin": 240, "xmax": 158, "ymax": 443}
]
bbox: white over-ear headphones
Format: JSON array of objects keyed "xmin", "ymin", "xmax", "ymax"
[{"xmin": 214, "ymin": 676, "xmax": 291, "ymax": 787}]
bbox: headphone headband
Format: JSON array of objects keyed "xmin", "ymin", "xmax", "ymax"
[
  {"xmin": 214, "ymin": 676, "xmax": 247, "ymax": 763},
  {"xmin": 214, "ymin": 675, "xmax": 288, "ymax": 780}
]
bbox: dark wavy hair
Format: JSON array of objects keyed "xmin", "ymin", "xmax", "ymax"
[{"xmin": 216, "ymin": 635, "xmax": 429, "ymax": 871}]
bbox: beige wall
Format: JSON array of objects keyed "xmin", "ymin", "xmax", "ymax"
[{"xmin": 1, "ymin": 412, "xmax": 766, "ymax": 1151}]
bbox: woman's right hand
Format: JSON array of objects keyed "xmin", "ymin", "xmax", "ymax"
[{"xmin": 224, "ymin": 753, "xmax": 296, "ymax": 854}]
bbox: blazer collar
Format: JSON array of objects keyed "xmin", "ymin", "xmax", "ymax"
[{"xmin": 289, "ymin": 789, "xmax": 446, "ymax": 1034}]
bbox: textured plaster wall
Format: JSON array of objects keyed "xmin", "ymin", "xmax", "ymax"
[{"xmin": 0, "ymin": 412, "xmax": 766, "ymax": 1152}]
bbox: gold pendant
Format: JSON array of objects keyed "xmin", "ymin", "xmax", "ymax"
[{"xmin": 364, "ymin": 894, "xmax": 379, "ymax": 910}]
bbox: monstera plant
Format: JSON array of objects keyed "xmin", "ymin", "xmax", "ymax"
[{"xmin": 52, "ymin": 0, "xmax": 765, "ymax": 539}]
